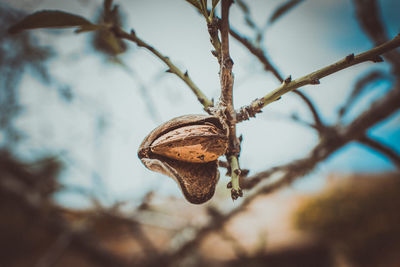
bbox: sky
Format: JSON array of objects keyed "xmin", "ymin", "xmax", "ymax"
[{"xmin": 2, "ymin": 0, "xmax": 400, "ymax": 208}]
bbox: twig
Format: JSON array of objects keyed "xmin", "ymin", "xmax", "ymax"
[
  {"xmin": 112, "ymin": 27, "xmax": 214, "ymax": 111},
  {"xmin": 236, "ymin": 33, "xmax": 400, "ymax": 122},
  {"xmin": 353, "ymin": 0, "xmax": 400, "ymax": 74},
  {"xmin": 292, "ymin": 90, "xmax": 324, "ymax": 131},
  {"xmin": 243, "ymin": 84, "xmax": 400, "ymax": 190},
  {"xmin": 339, "ymin": 70, "xmax": 388, "ymax": 119},
  {"xmin": 229, "ymin": 27, "xmax": 283, "ymax": 82},
  {"xmin": 228, "ymin": 25, "xmax": 325, "ymax": 131},
  {"xmin": 358, "ymin": 135, "xmax": 400, "ymax": 170},
  {"xmin": 208, "ymin": 17, "xmax": 222, "ymax": 61},
  {"xmin": 218, "ymin": 0, "xmax": 242, "ymax": 199}
]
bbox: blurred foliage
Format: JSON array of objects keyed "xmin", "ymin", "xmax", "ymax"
[
  {"xmin": 0, "ymin": 150, "xmax": 62, "ymax": 265},
  {"xmin": 7, "ymin": 10, "xmax": 95, "ymax": 34},
  {"xmin": 0, "ymin": 4, "xmax": 54, "ymax": 146},
  {"xmin": 295, "ymin": 173, "xmax": 400, "ymax": 267},
  {"xmin": 92, "ymin": 0, "xmax": 127, "ymax": 57},
  {"xmin": 226, "ymin": 243, "xmax": 332, "ymax": 267},
  {"xmin": 269, "ymin": 0, "xmax": 304, "ymax": 25}
]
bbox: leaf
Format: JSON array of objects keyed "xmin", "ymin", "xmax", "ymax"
[
  {"xmin": 269, "ymin": 0, "xmax": 304, "ymax": 25},
  {"xmin": 185, "ymin": 0, "xmax": 202, "ymax": 11},
  {"xmin": 210, "ymin": 0, "xmax": 220, "ymax": 18},
  {"xmin": 212, "ymin": 0, "xmax": 220, "ymax": 9},
  {"xmin": 8, "ymin": 10, "xmax": 94, "ymax": 34},
  {"xmin": 75, "ymin": 24, "xmax": 106, "ymax": 33}
]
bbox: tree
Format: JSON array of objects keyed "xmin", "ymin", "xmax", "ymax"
[{"xmin": 1, "ymin": 0, "xmax": 400, "ymax": 266}]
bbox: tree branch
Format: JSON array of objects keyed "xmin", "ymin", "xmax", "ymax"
[
  {"xmin": 229, "ymin": 27, "xmax": 283, "ymax": 82},
  {"xmin": 236, "ymin": 33, "xmax": 400, "ymax": 122},
  {"xmin": 112, "ymin": 27, "xmax": 214, "ymax": 111},
  {"xmin": 243, "ymin": 83, "xmax": 400, "ymax": 190},
  {"xmin": 218, "ymin": 0, "xmax": 242, "ymax": 200},
  {"xmin": 292, "ymin": 89, "xmax": 324, "ymax": 131},
  {"xmin": 353, "ymin": 0, "xmax": 400, "ymax": 74},
  {"xmin": 358, "ymin": 135, "xmax": 400, "ymax": 170}
]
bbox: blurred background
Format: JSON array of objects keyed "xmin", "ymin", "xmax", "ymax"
[{"xmin": 0, "ymin": 0, "xmax": 399, "ymax": 266}]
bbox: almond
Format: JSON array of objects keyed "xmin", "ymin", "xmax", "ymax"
[{"xmin": 137, "ymin": 114, "xmax": 227, "ymax": 204}]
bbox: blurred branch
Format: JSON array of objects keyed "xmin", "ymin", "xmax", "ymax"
[
  {"xmin": 358, "ymin": 135, "xmax": 400, "ymax": 170},
  {"xmin": 269, "ymin": 0, "xmax": 304, "ymax": 25},
  {"xmin": 0, "ymin": 166, "xmax": 130, "ymax": 267},
  {"xmin": 243, "ymin": 83, "xmax": 400, "ymax": 190},
  {"xmin": 229, "ymin": 27, "xmax": 283, "ymax": 82},
  {"xmin": 236, "ymin": 33, "xmax": 400, "ymax": 122},
  {"xmin": 339, "ymin": 70, "xmax": 388, "ymax": 119},
  {"xmin": 353, "ymin": 0, "xmax": 400, "ymax": 74},
  {"xmin": 35, "ymin": 232, "xmax": 72, "ymax": 267},
  {"xmin": 112, "ymin": 27, "xmax": 214, "ymax": 111},
  {"xmin": 292, "ymin": 89, "xmax": 324, "ymax": 131},
  {"xmin": 227, "ymin": 11, "xmax": 326, "ymax": 132}
]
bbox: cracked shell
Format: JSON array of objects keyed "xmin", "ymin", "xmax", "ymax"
[{"xmin": 138, "ymin": 114, "xmax": 228, "ymax": 204}]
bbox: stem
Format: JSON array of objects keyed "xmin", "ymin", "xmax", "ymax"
[
  {"xmin": 219, "ymin": 0, "xmax": 241, "ymax": 199},
  {"xmin": 113, "ymin": 27, "xmax": 214, "ymax": 111},
  {"xmin": 236, "ymin": 33, "xmax": 400, "ymax": 122},
  {"xmin": 228, "ymin": 155, "xmax": 242, "ymax": 198}
]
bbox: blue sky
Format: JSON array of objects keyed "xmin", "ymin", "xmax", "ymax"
[{"xmin": 2, "ymin": 0, "xmax": 399, "ymax": 208}]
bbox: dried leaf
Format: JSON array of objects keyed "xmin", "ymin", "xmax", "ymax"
[
  {"xmin": 185, "ymin": 0, "xmax": 202, "ymax": 11},
  {"xmin": 75, "ymin": 24, "xmax": 105, "ymax": 33},
  {"xmin": 8, "ymin": 10, "xmax": 94, "ymax": 34},
  {"xmin": 212, "ymin": 0, "xmax": 220, "ymax": 9},
  {"xmin": 269, "ymin": 0, "xmax": 304, "ymax": 25}
]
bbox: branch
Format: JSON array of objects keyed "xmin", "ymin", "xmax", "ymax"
[
  {"xmin": 292, "ymin": 89, "xmax": 324, "ymax": 131},
  {"xmin": 353, "ymin": 0, "xmax": 400, "ymax": 74},
  {"xmin": 208, "ymin": 18, "xmax": 222, "ymax": 61},
  {"xmin": 229, "ymin": 27, "xmax": 283, "ymax": 82},
  {"xmin": 358, "ymin": 135, "xmax": 400, "ymax": 170},
  {"xmin": 228, "ymin": 23, "xmax": 325, "ymax": 132},
  {"xmin": 112, "ymin": 27, "xmax": 214, "ymax": 111},
  {"xmin": 218, "ymin": 0, "xmax": 242, "ymax": 199},
  {"xmin": 236, "ymin": 33, "xmax": 400, "ymax": 122},
  {"xmin": 243, "ymin": 83, "xmax": 400, "ymax": 190}
]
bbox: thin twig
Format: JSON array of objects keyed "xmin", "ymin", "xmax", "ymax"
[
  {"xmin": 358, "ymin": 135, "xmax": 400, "ymax": 170},
  {"xmin": 208, "ymin": 18, "xmax": 222, "ymax": 61},
  {"xmin": 112, "ymin": 27, "xmax": 214, "ymax": 111},
  {"xmin": 228, "ymin": 24, "xmax": 325, "ymax": 130},
  {"xmin": 229, "ymin": 27, "xmax": 283, "ymax": 82},
  {"xmin": 236, "ymin": 33, "xmax": 400, "ymax": 122},
  {"xmin": 292, "ymin": 90, "xmax": 324, "ymax": 131},
  {"xmin": 353, "ymin": 0, "xmax": 400, "ymax": 74},
  {"xmin": 243, "ymin": 84, "xmax": 400, "ymax": 190}
]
